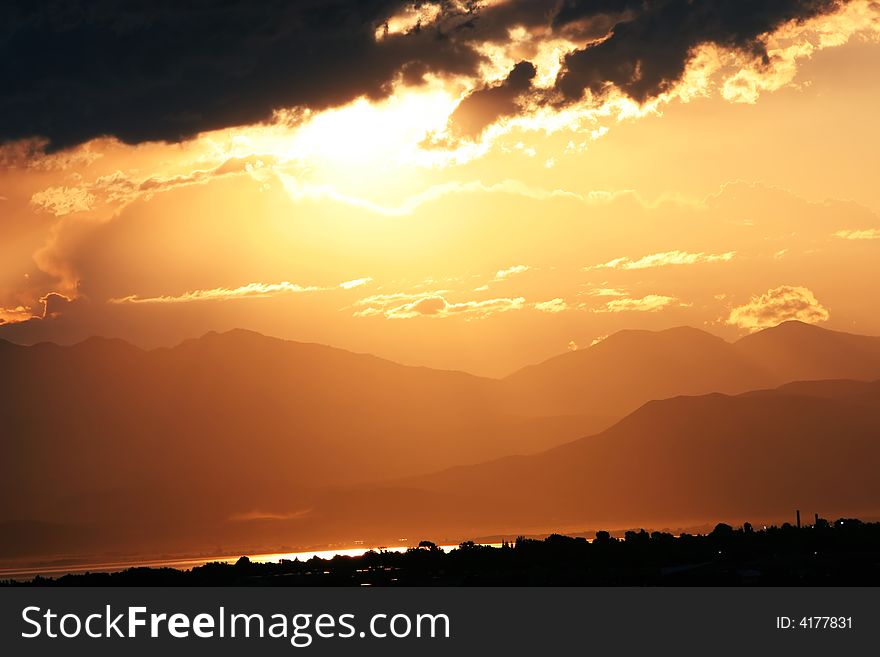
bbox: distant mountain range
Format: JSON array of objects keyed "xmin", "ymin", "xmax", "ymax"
[
  {"xmin": 2, "ymin": 320, "xmax": 880, "ymax": 562},
  {"xmin": 383, "ymin": 378, "xmax": 880, "ymax": 536},
  {"xmin": 502, "ymin": 320, "xmax": 880, "ymax": 417}
]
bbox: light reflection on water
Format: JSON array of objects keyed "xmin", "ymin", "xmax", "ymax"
[{"xmin": 0, "ymin": 543, "xmax": 501, "ymax": 581}]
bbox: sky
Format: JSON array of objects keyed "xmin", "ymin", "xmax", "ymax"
[{"xmin": 1, "ymin": 0, "xmax": 879, "ymax": 376}]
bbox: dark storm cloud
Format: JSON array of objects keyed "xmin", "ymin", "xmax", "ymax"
[
  {"xmin": 0, "ymin": 0, "xmax": 483, "ymax": 150},
  {"xmin": 449, "ymin": 60, "xmax": 536, "ymax": 137},
  {"xmin": 0, "ymin": 0, "xmax": 847, "ymax": 150},
  {"xmin": 554, "ymin": 0, "xmax": 841, "ymax": 102}
]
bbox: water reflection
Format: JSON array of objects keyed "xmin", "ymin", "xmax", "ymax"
[{"xmin": 1, "ymin": 543, "xmax": 500, "ymax": 580}]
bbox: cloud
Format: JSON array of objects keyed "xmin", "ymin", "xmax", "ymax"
[
  {"xmin": 354, "ymin": 291, "xmax": 524, "ymax": 319},
  {"xmin": 0, "ymin": 305, "xmax": 35, "ymax": 324},
  {"xmin": 586, "ymin": 250, "xmax": 736, "ymax": 271},
  {"xmin": 449, "ymin": 60, "xmax": 537, "ymax": 138},
  {"xmin": 30, "ymin": 186, "xmax": 96, "ymax": 216},
  {"xmin": 339, "ymin": 277, "xmax": 373, "ymax": 290},
  {"xmin": 108, "ymin": 281, "xmax": 322, "ymax": 305},
  {"xmin": 1, "ymin": 292, "xmax": 78, "ymax": 325},
  {"xmin": 585, "ymin": 287, "xmax": 627, "ymax": 297},
  {"xmin": 726, "ymin": 285, "xmax": 830, "ymax": 330},
  {"xmin": 1, "ymin": 0, "xmax": 859, "ymax": 150},
  {"xmin": 1, "ymin": 1, "xmax": 486, "ymax": 150},
  {"xmin": 353, "ymin": 291, "xmax": 439, "ymax": 310},
  {"xmin": 387, "ymin": 295, "xmax": 450, "ymax": 318},
  {"xmin": 40, "ymin": 292, "xmax": 74, "ymax": 317},
  {"xmin": 554, "ymin": 0, "xmax": 841, "ymax": 105},
  {"xmin": 534, "ymin": 298, "xmax": 567, "ymax": 313},
  {"xmin": 30, "ymin": 156, "xmax": 272, "ymax": 217},
  {"xmin": 833, "ymin": 228, "xmax": 880, "ymax": 240},
  {"xmin": 593, "ymin": 294, "xmax": 688, "ymax": 313},
  {"xmin": 0, "ymin": 293, "xmax": 88, "ymax": 342},
  {"xmin": 228, "ymin": 509, "xmax": 312, "ymax": 522},
  {"xmin": 279, "ymin": 175, "xmax": 585, "ymax": 217},
  {"xmin": 493, "ymin": 264, "xmax": 530, "ymax": 281}
]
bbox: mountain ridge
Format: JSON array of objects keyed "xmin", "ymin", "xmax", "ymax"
[
  {"xmin": 501, "ymin": 320, "xmax": 880, "ymax": 417},
  {"xmin": 4, "ymin": 321, "xmax": 880, "ymax": 561},
  {"xmin": 341, "ymin": 377, "xmax": 880, "ymax": 541}
]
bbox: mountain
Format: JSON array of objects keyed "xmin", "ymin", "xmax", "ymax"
[
  {"xmin": 502, "ymin": 321, "xmax": 880, "ymax": 417},
  {"xmin": 735, "ymin": 320, "xmax": 880, "ymax": 382},
  {"xmin": 324, "ymin": 378, "xmax": 880, "ymax": 542},
  {"xmin": 502, "ymin": 326, "xmax": 764, "ymax": 417},
  {"xmin": 0, "ymin": 330, "xmax": 608, "ymax": 556},
  {"xmin": 31, "ymin": 375, "xmax": 872, "ymax": 559},
  {"xmin": 4, "ymin": 322, "xmax": 880, "ymax": 563}
]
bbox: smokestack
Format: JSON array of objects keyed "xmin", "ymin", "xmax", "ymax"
[
  {"xmin": 815, "ymin": 513, "xmax": 819, "ymax": 526},
  {"xmin": 796, "ymin": 510, "xmax": 801, "ymax": 528}
]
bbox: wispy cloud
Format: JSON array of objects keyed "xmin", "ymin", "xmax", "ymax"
[
  {"xmin": 493, "ymin": 264, "xmax": 530, "ymax": 281},
  {"xmin": 339, "ymin": 277, "xmax": 373, "ymax": 290},
  {"xmin": 593, "ymin": 294, "xmax": 688, "ymax": 313},
  {"xmin": 584, "ymin": 287, "xmax": 627, "ymax": 297},
  {"xmin": 228, "ymin": 509, "xmax": 312, "ymax": 522},
  {"xmin": 354, "ymin": 291, "xmax": 524, "ymax": 320},
  {"xmin": 108, "ymin": 281, "xmax": 323, "ymax": 305},
  {"xmin": 833, "ymin": 228, "xmax": 880, "ymax": 241},
  {"xmin": 30, "ymin": 155, "xmax": 272, "ymax": 216},
  {"xmin": 586, "ymin": 250, "xmax": 736, "ymax": 271},
  {"xmin": 279, "ymin": 175, "xmax": 586, "ymax": 217},
  {"xmin": 534, "ymin": 298, "xmax": 567, "ymax": 313}
]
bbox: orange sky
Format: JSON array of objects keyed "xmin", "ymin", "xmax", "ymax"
[{"xmin": 1, "ymin": 0, "xmax": 879, "ymax": 376}]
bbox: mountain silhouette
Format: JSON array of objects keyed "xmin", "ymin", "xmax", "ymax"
[
  {"xmin": 0, "ymin": 329, "xmax": 608, "ymax": 486},
  {"xmin": 3, "ymin": 321, "xmax": 880, "ymax": 562},
  {"xmin": 0, "ymin": 329, "xmax": 606, "ymax": 559},
  {"xmin": 333, "ymin": 378, "xmax": 880, "ymax": 541},
  {"xmin": 502, "ymin": 321, "xmax": 880, "ymax": 417},
  {"xmin": 735, "ymin": 320, "xmax": 880, "ymax": 382}
]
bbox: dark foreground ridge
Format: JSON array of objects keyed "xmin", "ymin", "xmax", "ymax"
[{"xmin": 6, "ymin": 518, "xmax": 880, "ymax": 586}]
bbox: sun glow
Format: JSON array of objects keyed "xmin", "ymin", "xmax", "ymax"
[
  {"xmin": 187, "ymin": 80, "xmax": 470, "ymax": 204},
  {"xmin": 5, "ymin": 0, "xmax": 880, "ymax": 338},
  {"xmin": 276, "ymin": 86, "xmax": 460, "ymax": 169},
  {"xmin": 79, "ymin": 0, "xmax": 880, "ymax": 216},
  {"xmin": 199, "ymin": 87, "xmax": 455, "ymax": 166}
]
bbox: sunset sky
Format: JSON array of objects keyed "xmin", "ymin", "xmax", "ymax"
[{"xmin": 2, "ymin": 0, "xmax": 879, "ymax": 376}]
